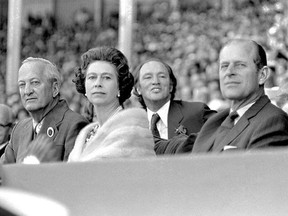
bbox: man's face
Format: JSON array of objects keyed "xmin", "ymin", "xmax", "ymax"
[
  {"xmin": 137, "ymin": 61, "xmax": 172, "ymax": 107},
  {"xmin": 219, "ymin": 42, "xmax": 262, "ymax": 103},
  {"xmin": 18, "ymin": 62, "xmax": 55, "ymax": 113}
]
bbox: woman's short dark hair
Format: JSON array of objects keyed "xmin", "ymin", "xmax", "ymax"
[
  {"xmin": 73, "ymin": 47, "xmax": 134, "ymax": 105},
  {"xmin": 132, "ymin": 58, "xmax": 177, "ymax": 108}
]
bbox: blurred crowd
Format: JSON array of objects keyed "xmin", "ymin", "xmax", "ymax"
[{"xmin": 0, "ymin": 0, "xmax": 287, "ymax": 121}]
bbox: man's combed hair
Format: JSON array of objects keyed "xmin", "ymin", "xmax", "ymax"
[
  {"xmin": 22, "ymin": 57, "xmax": 63, "ymax": 87},
  {"xmin": 253, "ymin": 41, "xmax": 267, "ymax": 71},
  {"xmin": 73, "ymin": 47, "xmax": 134, "ymax": 105},
  {"xmin": 221, "ymin": 39, "xmax": 267, "ymax": 71}
]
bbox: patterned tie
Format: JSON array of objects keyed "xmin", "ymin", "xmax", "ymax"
[
  {"xmin": 151, "ymin": 113, "xmax": 160, "ymax": 137},
  {"xmin": 212, "ymin": 111, "xmax": 239, "ymax": 150}
]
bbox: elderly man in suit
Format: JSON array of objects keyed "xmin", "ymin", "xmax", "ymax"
[
  {"xmin": 133, "ymin": 58, "xmax": 216, "ymax": 154},
  {"xmin": 179, "ymin": 39, "xmax": 288, "ymax": 153},
  {"xmin": 1, "ymin": 57, "xmax": 89, "ymax": 164}
]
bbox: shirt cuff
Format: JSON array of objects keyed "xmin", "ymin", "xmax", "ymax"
[{"xmin": 22, "ymin": 155, "xmax": 40, "ymax": 164}]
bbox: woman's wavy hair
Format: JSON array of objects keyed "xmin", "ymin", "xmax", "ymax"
[
  {"xmin": 132, "ymin": 58, "xmax": 177, "ymax": 108},
  {"xmin": 73, "ymin": 47, "xmax": 134, "ymax": 105}
]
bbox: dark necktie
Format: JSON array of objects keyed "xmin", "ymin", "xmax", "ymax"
[
  {"xmin": 151, "ymin": 113, "xmax": 160, "ymax": 137},
  {"xmin": 212, "ymin": 111, "xmax": 239, "ymax": 150},
  {"xmin": 32, "ymin": 128, "xmax": 37, "ymax": 140}
]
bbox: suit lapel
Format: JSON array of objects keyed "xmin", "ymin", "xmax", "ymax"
[
  {"xmin": 193, "ymin": 109, "xmax": 230, "ymax": 153},
  {"xmin": 213, "ymin": 117, "xmax": 249, "ymax": 152},
  {"xmin": 38, "ymin": 100, "xmax": 68, "ymax": 139},
  {"xmin": 213, "ymin": 95, "xmax": 270, "ymax": 151},
  {"xmin": 16, "ymin": 119, "xmax": 34, "ymax": 161},
  {"xmin": 168, "ymin": 102, "xmax": 184, "ymax": 138},
  {"xmin": 22, "ymin": 119, "xmax": 34, "ymax": 142}
]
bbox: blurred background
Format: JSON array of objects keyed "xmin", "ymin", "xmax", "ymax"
[{"xmin": 0, "ymin": 0, "xmax": 287, "ymax": 121}]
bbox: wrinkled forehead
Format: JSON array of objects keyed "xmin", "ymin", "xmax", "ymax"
[
  {"xmin": 140, "ymin": 60, "xmax": 167, "ymax": 73},
  {"xmin": 18, "ymin": 61, "xmax": 46, "ymax": 79},
  {"xmin": 219, "ymin": 41, "xmax": 257, "ymax": 62}
]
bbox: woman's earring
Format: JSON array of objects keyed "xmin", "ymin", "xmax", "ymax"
[
  {"xmin": 117, "ymin": 91, "xmax": 120, "ymax": 97},
  {"xmin": 85, "ymin": 93, "xmax": 87, "ymax": 97}
]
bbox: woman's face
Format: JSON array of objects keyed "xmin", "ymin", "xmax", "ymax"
[{"xmin": 85, "ymin": 61, "xmax": 119, "ymax": 107}]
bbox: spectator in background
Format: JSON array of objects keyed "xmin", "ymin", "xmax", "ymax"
[
  {"xmin": 68, "ymin": 47, "xmax": 155, "ymax": 162},
  {"xmin": 275, "ymin": 81, "xmax": 288, "ymax": 114},
  {"xmin": 1, "ymin": 57, "xmax": 89, "ymax": 164},
  {"xmin": 0, "ymin": 104, "xmax": 15, "ymax": 157},
  {"xmin": 2, "ymin": 1, "xmax": 287, "ymax": 122},
  {"xmin": 133, "ymin": 59, "xmax": 216, "ymax": 154}
]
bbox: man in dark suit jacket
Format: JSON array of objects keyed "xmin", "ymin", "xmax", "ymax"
[
  {"xmin": 1, "ymin": 57, "xmax": 89, "ymax": 164},
  {"xmin": 133, "ymin": 58, "xmax": 216, "ymax": 154},
  {"xmin": 178, "ymin": 39, "xmax": 288, "ymax": 153}
]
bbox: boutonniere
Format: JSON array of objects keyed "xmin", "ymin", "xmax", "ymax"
[{"xmin": 175, "ymin": 125, "xmax": 187, "ymax": 135}]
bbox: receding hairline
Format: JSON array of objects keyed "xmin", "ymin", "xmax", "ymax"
[
  {"xmin": 20, "ymin": 57, "xmax": 59, "ymax": 74},
  {"xmin": 219, "ymin": 38, "xmax": 260, "ymax": 60},
  {"xmin": 220, "ymin": 39, "xmax": 267, "ymax": 70},
  {"xmin": 140, "ymin": 59, "xmax": 168, "ymax": 72},
  {"xmin": 220, "ymin": 39, "xmax": 257, "ymax": 56},
  {"xmin": 19, "ymin": 57, "xmax": 62, "ymax": 85},
  {"xmin": 21, "ymin": 57, "xmax": 57, "ymax": 68}
]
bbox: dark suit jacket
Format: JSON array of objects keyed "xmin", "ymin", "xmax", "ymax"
[
  {"xmin": 191, "ymin": 95, "xmax": 288, "ymax": 153},
  {"xmin": 1, "ymin": 99, "xmax": 89, "ymax": 163},
  {"xmin": 154, "ymin": 100, "xmax": 216, "ymax": 154}
]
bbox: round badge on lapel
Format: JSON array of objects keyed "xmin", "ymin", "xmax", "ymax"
[{"xmin": 47, "ymin": 127, "xmax": 54, "ymax": 138}]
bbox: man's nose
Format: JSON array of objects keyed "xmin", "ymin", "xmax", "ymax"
[
  {"xmin": 226, "ymin": 65, "xmax": 235, "ymax": 76},
  {"xmin": 152, "ymin": 75, "xmax": 160, "ymax": 84},
  {"xmin": 24, "ymin": 84, "xmax": 33, "ymax": 95},
  {"xmin": 94, "ymin": 77, "xmax": 102, "ymax": 87}
]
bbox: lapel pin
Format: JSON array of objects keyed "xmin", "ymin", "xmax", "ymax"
[{"xmin": 47, "ymin": 127, "xmax": 54, "ymax": 138}]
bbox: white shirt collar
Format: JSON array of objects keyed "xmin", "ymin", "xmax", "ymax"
[
  {"xmin": 32, "ymin": 119, "xmax": 44, "ymax": 134},
  {"xmin": 232, "ymin": 101, "xmax": 255, "ymax": 124},
  {"xmin": 147, "ymin": 100, "xmax": 170, "ymax": 128}
]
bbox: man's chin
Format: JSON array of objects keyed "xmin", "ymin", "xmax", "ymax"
[{"xmin": 25, "ymin": 105, "xmax": 38, "ymax": 112}]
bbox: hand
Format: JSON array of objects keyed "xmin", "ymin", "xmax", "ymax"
[{"xmin": 24, "ymin": 134, "xmax": 58, "ymax": 163}]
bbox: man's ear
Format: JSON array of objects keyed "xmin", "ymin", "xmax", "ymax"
[
  {"xmin": 169, "ymin": 82, "xmax": 173, "ymax": 93},
  {"xmin": 52, "ymin": 81, "xmax": 60, "ymax": 98},
  {"xmin": 258, "ymin": 66, "xmax": 270, "ymax": 85}
]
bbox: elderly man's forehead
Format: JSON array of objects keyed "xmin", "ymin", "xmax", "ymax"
[
  {"xmin": 18, "ymin": 61, "xmax": 48, "ymax": 80},
  {"xmin": 220, "ymin": 40, "xmax": 257, "ymax": 60},
  {"xmin": 224, "ymin": 40, "xmax": 256, "ymax": 54},
  {"xmin": 22, "ymin": 60, "xmax": 47, "ymax": 71},
  {"xmin": 141, "ymin": 60, "xmax": 166, "ymax": 69}
]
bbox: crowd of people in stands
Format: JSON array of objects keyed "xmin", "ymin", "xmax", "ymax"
[
  {"xmin": 0, "ymin": 0, "xmax": 287, "ymax": 122},
  {"xmin": 1, "ymin": 2, "xmax": 288, "ymax": 215},
  {"xmin": 0, "ymin": 0, "xmax": 287, "ymax": 162}
]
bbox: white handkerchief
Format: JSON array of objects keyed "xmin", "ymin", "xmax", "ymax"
[{"xmin": 223, "ymin": 145, "xmax": 237, "ymax": 151}]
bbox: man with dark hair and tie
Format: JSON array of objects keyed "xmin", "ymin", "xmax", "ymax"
[
  {"xmin": 178, "ymin": 38, "xmax": 288, "ymax": 153},
  {"xmin": 133, "ymin": 59, "xmax": 216, "ymax": 154}
]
